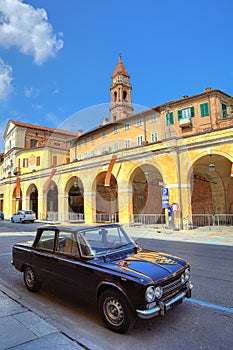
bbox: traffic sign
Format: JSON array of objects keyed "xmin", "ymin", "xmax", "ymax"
[{"xmin": 161, "ymin": 188, "xmax": 169, "ymax": 208}]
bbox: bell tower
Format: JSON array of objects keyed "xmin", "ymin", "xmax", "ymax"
[{"xmin": 110, "ymin": 55, "xmax": 133, "ymax": 121}]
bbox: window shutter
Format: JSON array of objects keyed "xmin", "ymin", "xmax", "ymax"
[
  {"xmin": 190, "ymin": 106, "xmax": 195, "ymax": 117},
  {"xmin": 178, "ymin": 110, "xmax": 182, "ymax": 120}
]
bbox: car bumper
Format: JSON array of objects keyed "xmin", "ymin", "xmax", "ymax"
[{"xmin": 136, "ymin": 283, "xmax": 193, "ymax": 320}]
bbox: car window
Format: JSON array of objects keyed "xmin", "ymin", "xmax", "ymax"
[
  {"xmin": 37, "ymin": 230, "xmax": 55, "ymax": 251},
  {"xmin": 56, "ymin": 231, "xmax": 80, "ymax": 256},
  {"xmin": 79, "ymin": 226, "xmax": 132, "ymax": 256}
]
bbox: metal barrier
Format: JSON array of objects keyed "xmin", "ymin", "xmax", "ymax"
[
  {"xmin": 130, "ymin": 214, "xmax": 166, "ymax": 226},
  {"xmin": 95, "ymin": 213, "xmax": 118, "ymax": 223},
  {"xmin": 69, "ymin": 212, "xmax": 85, "ymax": 222},
  {"xmin": 46, "ymin": 211, "xmax": 58, "ymax": 222},
  {"xmin": 184, "ymin": 214, "xmax": 233, "ymax": 230}
]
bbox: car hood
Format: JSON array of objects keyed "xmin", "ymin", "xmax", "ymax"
[{"xmin": 102, "ymin": 249, "xmax": 186, "ymax": 283}]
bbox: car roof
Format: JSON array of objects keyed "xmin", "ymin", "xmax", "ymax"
[{"xmin": 37, "ymin": 223, "xmax": 121, "ymax": 233}]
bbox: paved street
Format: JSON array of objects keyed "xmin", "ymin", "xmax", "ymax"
[{"xmin": 0, "ymin": 221, "xmax": 233, "ymax": 349}]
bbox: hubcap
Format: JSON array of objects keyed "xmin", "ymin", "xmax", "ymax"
[
  {"xmin": 26, "ymin": 270, "xmax": 34, "ymax": 287},
  {"xmin": 103, "ymin": 297, "xmax": 124, "ymax": 326}
]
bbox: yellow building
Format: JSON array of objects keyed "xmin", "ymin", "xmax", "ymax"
[{"xmin": 0, "ymin": 56, "xmax": 233, "ymax": 228}]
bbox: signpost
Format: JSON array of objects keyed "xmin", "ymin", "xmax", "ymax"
[{"xmin": 161, "ymin": 188, "xmax": 169, "ymax": 208}]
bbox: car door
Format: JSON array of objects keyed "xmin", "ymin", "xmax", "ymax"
[
  {"xmin": 31, "ymin": 228, "xmax": 56, "ymax": 282},
  {"xmin": 51, "ymin": 230, "xmax": 84, "ymax": 292}
]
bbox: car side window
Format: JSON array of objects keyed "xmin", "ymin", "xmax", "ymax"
[
  {"xmin": 37, "ymin": 230, "xmax": 55, "ymax": 251},
  {"xmin": 56, "ymin": 231, "xmax": 79, "ymax": 256}
]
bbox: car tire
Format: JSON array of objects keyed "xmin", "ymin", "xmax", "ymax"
[
  {"xmin": 23, "ymin": 266, "xmax": 41, "ymax": 292},
  {"xmin": 11, "ymin": 218, "xmax": 14, "ymax": 223},
  {"xmin": 98, "ymin": 289, "xmax": 135, "ymax": 333}
]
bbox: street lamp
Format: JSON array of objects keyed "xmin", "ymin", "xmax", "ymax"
[{"xmin": 209, "ymin": 155, "xmax": 215, "ymax": 172}]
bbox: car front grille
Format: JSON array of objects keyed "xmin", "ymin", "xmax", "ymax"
[{"xmin": 162, "ymin": 276, "xmax": 184, "ymax": 296}]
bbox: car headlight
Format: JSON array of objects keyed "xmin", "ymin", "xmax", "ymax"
[
  {"xmin": 145, "ymin": 285, "xmax": 163, "ymax": 302},
  {"xmin": 185, "ymin": 268, "xmax": 190, "ymax": 281}
]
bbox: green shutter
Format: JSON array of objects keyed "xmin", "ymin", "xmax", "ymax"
[
  {"xmin": 200, "ymin": 102, "xmax": 209, "ymax": 117},
  {"xmin": 190, "ymin": 106, "xmax": 195, "ymax": 117},
  {"xmin": 166, "ymin": 112, "xmax": 174, "ymax": 125},
  {"xmin": 222, "ymin": 103, "xmax": 227, "ymax": 119},
  {"xmin": 178, "ymin": 110, "xmax": 182, "ymax": 120}
]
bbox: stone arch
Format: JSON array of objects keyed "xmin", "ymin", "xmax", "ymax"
[
  {"xmin": 12, "ymin": 187, "xmax": 22, "ymax": 214},
  {"xmin": 129, "ymin": 164, "xmax": 164, "ymax": 215},
  {"xmin": 26, "ymin": 183, "xmax": 38, "ymax": 218},
  {"xmin": 191, "ymin": 154, "xmax": 232, "ymax": 219},
  {"xmin": 46, "ymin": 181, "xmax": 58, "ymax": 221},
  {"xmin": 64, "ymin": 176, "xmax": 84, "ymax": 221},
  {"xmin": 95, "ymin": 171, "xmax": 118, "ymax": 222}
]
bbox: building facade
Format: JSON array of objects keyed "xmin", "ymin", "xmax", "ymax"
[{"xmin": 0, "ymin": 56, "xmax": 233, "ymax": 227}]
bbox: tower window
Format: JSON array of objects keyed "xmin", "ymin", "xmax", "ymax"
[
  {"xmin": 114, "ymin": 91, "xmax": 118, "ymax": 102},
  {"xmin": 123, "ymin": 91, "xmax": 128, "ymax": 102}
]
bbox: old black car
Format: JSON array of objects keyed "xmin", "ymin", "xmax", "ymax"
[{"xmin": 12, "ymin": 224, "xmax": 193, "ymax": 333}]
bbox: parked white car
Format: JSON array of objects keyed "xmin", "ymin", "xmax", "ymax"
[{"xmin": 11, "ymin": 210, "xmax": 36, "ymax": 223}]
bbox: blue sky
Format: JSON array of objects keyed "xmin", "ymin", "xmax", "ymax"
[{"xmin": 0, "ymin": 0, "xmax": 233, "ymax": 151}]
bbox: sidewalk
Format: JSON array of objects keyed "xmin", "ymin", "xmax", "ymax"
[
  {"xmin": 0, "ymin": 284, "xmax": 85, "ymax": 350},
  {"xmin": 124, "ymin": 224, "xmax": 233, "ymax": 246}
]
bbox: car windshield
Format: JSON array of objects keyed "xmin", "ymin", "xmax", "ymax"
[{"xmin": 78, "ymin": 226, "xmax": 135, "ymax": 257}]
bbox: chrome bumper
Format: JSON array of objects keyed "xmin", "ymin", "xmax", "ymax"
[{"xmin": 136, "ymin": 284, "xmax": 193, "ymax": 320}]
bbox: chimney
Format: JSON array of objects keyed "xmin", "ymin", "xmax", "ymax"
[
  {"xmin": 77, "ymin": 129, "xmax": 83, "ymax": 136},
  {"xmin": 182, "ymin": 95, "xmax": 189, "ymax": 99},
  {"xmin": 103, "ymin": 117, "xmax": 109, "ymax": 125},
  {"xmin": 205, "ymin": 87, "xmax": 212, "ymax": 92}
]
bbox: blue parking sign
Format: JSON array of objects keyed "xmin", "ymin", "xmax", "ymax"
[{"xmin": 161, "ymin": 188, "xmax": 169, "ymax": 208}]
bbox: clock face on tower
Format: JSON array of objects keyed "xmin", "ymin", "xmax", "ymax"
[
  {"xmin": 113, "ymin": 78, "xmax": 116, "ymax": 84},
  {"xmin": 123, "ymin": 77, "xmax": 128, "ymax": 83}
]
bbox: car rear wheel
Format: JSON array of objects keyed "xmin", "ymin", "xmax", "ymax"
[
  {"xmin": 24, "ymin": 266, "xmax": 41, "ymax": 292},
  {"xmin": 98, "ymin": 289, "xmax": 135, "ymax": 333}
]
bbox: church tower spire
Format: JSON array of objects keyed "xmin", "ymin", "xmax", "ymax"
[{"xmin": 110, "ymin": 55, "xmax": 133, "ymax": 121}]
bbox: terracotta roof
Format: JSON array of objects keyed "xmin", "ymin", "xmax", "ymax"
[{"xmin": 10, "ymin": 120, "xmax": 78, "ymax": 137}]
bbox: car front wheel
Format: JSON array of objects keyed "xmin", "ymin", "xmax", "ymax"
[
  {"xmin": 23, "ymin": 266, "xmax": 41, "ymax": 292},
  {"xmin": 98, "ymin": 289, "xmax": 135, "ymax": 333}
]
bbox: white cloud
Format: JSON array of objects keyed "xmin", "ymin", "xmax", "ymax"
[
  {"xmin": 0, "ymin": 0, "xmax": 64, "ymax": 65},
  {"xmin": 25, "ymin": 86, "xmax": 40, "ymax": 98},
  {"xmin": 0, "ymin": 57, "xmax": 13, "ymax": 99}
]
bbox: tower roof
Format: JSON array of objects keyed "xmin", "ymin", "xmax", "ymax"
[{"xmin": 113, "ymin": 54, "xmax": 128, "ymax": 75}]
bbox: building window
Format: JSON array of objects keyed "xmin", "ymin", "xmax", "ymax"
[
  {"xmin": 124, "ymin": 122, "xmax": 130, "ymax": 130},
  {"xmin": 30, "ymin": 139, "xmax": 37, "ymax": 148},
  {"xmin": 178, "ymin": 106, "xmax": 195, "ymax": 120},
  {"xmin": 166, "ymin": 112, "xmax": 174, "ymax": 125},
  {"xmin": 102, "ymin": 130, "xmax": 106, "ymax": 138},
  {"xmin": 150, "ymin": 113, "xmax": 157, "ymax": 122},
  {"xmin": 102, "ymin": 146, "xmax": 107, "ymax": 153},
  {"xmin": 108, "ymin": 146, "xmax": 112, "ymax": 153},
  {"xmin": 52, "ymin": 156, "xmax": 57, "ymax": 166},
  {"xmin": 125, "ymin": 139, "xmax": 131, "ymax": 148},
  {"xmin": 84, "ymin": 152, "xmax": 88, "ymax": 158},
  {"xmin": 78, "ymin": 154, "xmax": 82, "ymax": 160},
  {"xmin": 200, "ymin": 102, "xmax": 209, "ymax": 117},
  {"xmin": 23, "ymin": 158, "xmax": 28, "ymax": 167},
  {"xmin": 222, "ymin": 103, "xmax": 227, "ymax": 119},
  {"xmin": 113, "ymin": 126, "xmax": 118, "ymax": 134},
  {"xmin": 84, "ymin": 138, "xmax": 88, "ymax": 144},
  {"xmin": 136, "ymin": 117, "xmax": 142, "ymax": 126},
  {"xmin": 137, "ymin": 135, "xmax": 143, "ymax": 146},
  {"xmin": 36, "ymin": 156, "xmax": 40, "ymax": 166},
  {"xmin": 90, "ymin": 150, "xmax": 95, "ymax": 157},
  {"xmin": 114, "ymin": 142, "xmax": 119, "ymax": 151},
  {"xmin": 91, "ymin": 135, "xmax": 95, "ymax": 142},
  {"xmin": 151, "ymin": 132, "xmax": 158, "ymax": 143},
  {"xmin": 78, "ymin": 140, "xmax": 82, "ymax": 146}
]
